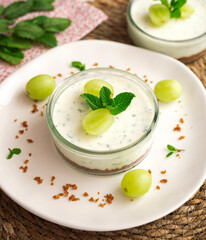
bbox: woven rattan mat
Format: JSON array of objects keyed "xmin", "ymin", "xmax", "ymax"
[{"xmin": 1, "ymin": 0, "xmax": 206, "ymax": 239}]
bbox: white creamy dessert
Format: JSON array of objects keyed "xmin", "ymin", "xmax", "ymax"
[
  {"xmin": 127, "ymin": 0, "xmax": 206, "ymax": 59},
  {"xmin": 47, "ymin": 69, "xmax": 159, "ymax": 175}
]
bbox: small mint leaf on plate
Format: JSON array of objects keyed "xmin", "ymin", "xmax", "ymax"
[
  {"xmin": 7, "ymin": 148, "xmax": 21, "ymax": 159},
  {"xmin": 167, "ymin": 144, "xmax": 178, "ymax": 152},
  {"xmin": 72, "ymin": 61, "xmax": 85, "ymax": 71}
]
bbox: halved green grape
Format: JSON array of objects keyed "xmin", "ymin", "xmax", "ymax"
[
  {"xmin": 84, "ymin": 79, "xmax": 114, "ymax": 97},
  {"xmin": 149, "ymin": 4, "xmax": 170, "ymax": 26},
  {"xmin": 154, "ymin": 79, "xmax": 182, "ymax": 102},
  {"xmin": 180, "ymin": 4, "xmax": 195, "ymax": 19},
  {"xmin": 83, "ymin": 108, "xmax": 114, "ymax": 136},
  {"xmin": 26, "ymin": 74, "xmax": 56, "ymax": 100},
  {"xmin": 121, "ymin": 169, "xmax": 152, "ymax": 198}
]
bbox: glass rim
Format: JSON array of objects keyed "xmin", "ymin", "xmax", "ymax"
[
  {"xmin": 46, "ymin": 67, "xmax": 159, "ymax": 155},
  {"xmin": 127, "ymin": 1, "xmax": 206, "ymax": 43}
]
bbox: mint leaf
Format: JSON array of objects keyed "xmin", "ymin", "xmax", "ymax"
[
  {"xmin": 25, "ymin": 16, "xmax": 48, "ymax": 26},
  {"xmin": 0, "ymin": 18, "xmax": 14, "ymax": 33},
  {"xmin": 167, "ymin": 144, "xmax": 178, "ymax": 151},
  {"xmin": 160, "ymin": 0, "xmax": 170, "ymax": 8},
  {"xmin": 80, "ymin": 93, "xmax": 104, "ymax": 110},
  {"xmin": 166, "ymin": 152, "xmax": 174, "ymax": 158},
  {"xmin": 170, "ymin": 8, "xmax": 181, "ymax": 18},
  {"xmin": 7, "ymin": 148, "xmax": 21, "ymax": 159},
  {"xmin": 0, "ymin": 36, "xmax": 32, "ymax": 49},
  {"xmin": 36, "ymin": 32, "xmax": 57, "ymax": 47},
  {"xmin": 0, "ymin": 48, "xmax": 23, "ymax": 65},
  {"xmin": 31, "ymin": 0, "xmax": 55, "ymax": 11},
  {"xmin": 72, "ymin": 61, "xmax": 85, "ymax": 71},
  {"xmin": 43, "ymin": 17, "xmax": 71, "ymax": 33},
  {"xmin": 4, "ymin": 0, "xmax": 33, "ymax": 20},
  {"xmin": 171, "ymin": 0, "xmax": 186, "ymax": 9},
  {"xmin": 3, "ymin": 47, "xmax": 24, "ymax": 59},
  {"xmin": 110, "ymin": 92, "xmax": 135, "ymax": 115},
  {"xmin": 14, "ymin": 22, "xmax": 45, "ymax": 40},
  {"xmin": 0, "ymin": 6, "xmax": 4, "ymax": 16},
  {"xmin": 99, "ymin": 86, "xmax": 113, "ymax": 107}
]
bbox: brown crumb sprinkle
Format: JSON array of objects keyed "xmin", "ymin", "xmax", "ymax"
[
  {"xmin": 28, "ymin": 153, "xmax": 32, "ymax": 157},
  {"xmin": 148, "ymin": 169, "xmax": 152, "ymax": 175},
  {"xmin": 176, "ymin": 153, "xmax": 180, "ymax": 157},
  {"xmin": 19, "ymin": 166, "xmax": 28, "ymax": 173},
  {"xmin": 24, "ymin": 160, "xmax": 29, "ymax": 164},
  {"xmin": 161, "ymin": 170, "xmax": 166, "ymax": 174},
  {"xmin": 34, "ymin": 177, "xmax": 43, "ymax": 184},
  {"xmin": 19, "ymin": 130, "xmax": 24, "ymax": 134},
  {"xmin": 156, "ymin": 185, "xmax": 160, "ymax": 190},
  {"xmin": 31, "ymin": 104, "xmax": 38, "ymax": 113},
  {"xmin": 57, "ymin": 73, "xmax": 62, "ymax": 77},
  {"xmin": 130, "ymin": 199, "xmax": 134, "ymax": 201},
  {"xmin": 51, "ymin": 176, "xmax": 56, "ymax": 186},
  {"xmin": 69, "ymin": 194, "xmax": 80, "ymax": 201},
  {"xmin": 14, "ymin": 119, "xmax": 17, "ymax": 122},
  {"xmin": 95, "ymin": 198, "xmax": 99, "ymax": 203},
  {"xmin": 15, "ymin": 135, "xmax": 19, "ymax": 139},
  {"xmin": 53, "ymin": 194, "xmax": 60, "ymax": 199},
  {"xmin": 27, "ymin": 139, "xmax": 33, "ymax": 143},
  {"xmin": 99, "ymin": 203, "xmax": 106, "ymax": 208},
  {"xmin": 126, "ymin": 68, "xmax": 131, "ymax": 71},
  {"xmin": 83, "ymin": 192, "xmax": 89, "ymax": 197},
  {"xmin": 179, "ymin": 136, "xmax": 185, "ymax": 140},
  {"xmin": 21, "ymin": 121, "xmax": 28, "ymax": 128},
  {"xmin": 160, "ymin": 179, "xmax": 168, "ymax": 183},
  {"xmin": 93, "ymin": 62, "xmax": 98, "ymax": 66},
  {"xmin": 104, "ymin": 194, "xmax": 114, "ymax": 204},
  {"xmin": 174, "ymin": 124, "xmax": 181, "ymax": 132},
  {"xmin": 109, "ymin": 65, "xmax": 114, "ymax": 68},
  {"xmin": 89, "ymin": 197, "xmax": 94, "ymax": 202},
  {"xmin": 70, "ymin": 71, "xmax": 74, "ymax": 74},
  {"xmin": 40, "ymin": 111, "xmax": 43, "ymax": 116},
  {"xmin": 180, "ymin": 118, "xmax": 184, "ymax": 124}
]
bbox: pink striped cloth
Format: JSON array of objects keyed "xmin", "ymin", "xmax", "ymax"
[{"xmin": 0, "ymin": 0, "xmax": 108, "ymax": 82}]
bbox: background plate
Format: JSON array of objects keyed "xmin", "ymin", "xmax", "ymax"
[{"xmin": 0, "ymin": 40, "xmax": 206, "ymax": 231}]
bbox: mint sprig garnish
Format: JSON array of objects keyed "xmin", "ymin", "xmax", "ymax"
[
  {"xmin": 166, "ymin": 144, "xmax": 184, "ymax": 157},
  {"xmin": 155, "ymin": 0, "xmax": 188, "ymax": 18},
  {"xmin": 7, "ymin": 148, "xmax": 21, "ymax": 159},
  {"xmin": 81, "ymin": 86, "xmax": 135, "ymax": 116}
]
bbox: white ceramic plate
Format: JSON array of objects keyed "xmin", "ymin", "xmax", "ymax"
[{"xmin": 0, "ymin": 40, "xmax": 206, "ymax": 231}]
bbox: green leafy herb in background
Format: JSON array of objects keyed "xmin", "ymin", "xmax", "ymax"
[
  {"xmin": 7, "ymin": 148, "xmax": 21, "ymax": 159},
  {"xmin": 31, "ymin": 0, "xmax": 55, "ymax": 11},
  {"xmin": 72, "ymin": 61, "xmax": 86, "ymax": 71},
  {"xmin": 81, "ymin": 86, "xmax": 136, "ymax": 116},
  {"xmin": 0, "ymin": 0, "xmax": 72, "ymax": 65},
  {"xmin": 14, "ymin": 22, "xmax": 45, "ymax": 40}
]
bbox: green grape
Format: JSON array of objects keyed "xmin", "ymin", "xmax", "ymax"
[
  {"xmin": 180, "ymin": 4, "xmax": 195, "ymax": 19},
  {"xmin": 84, "ymin": 79, "xmax": 114, "ymax": 97},
  {"xmin": 154, "ymin": 79, "xmax": 182, "ymax": 102},
  {"xmin": 149, "ymin": 4, "xmax": 170, "ymax": 26},
  {"xmin": 83, "ymin": 108, "xmax": 114, "ymax": 136},
  {"xmin": 26, "ymin": 74, "xmax": 56, "ymax": 100},
  {"xmin": 121, "ymin": 169, "xmax": 152, "ymax": 198}
]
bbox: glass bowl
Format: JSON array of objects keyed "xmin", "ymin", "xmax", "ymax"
[
  {"xmin": 46, "ymin": 68, "xmax": 159, "ymax": 175},
  {"xmin": 127, "ymin": 0, "xmax": 206, "ymax": 62}
]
